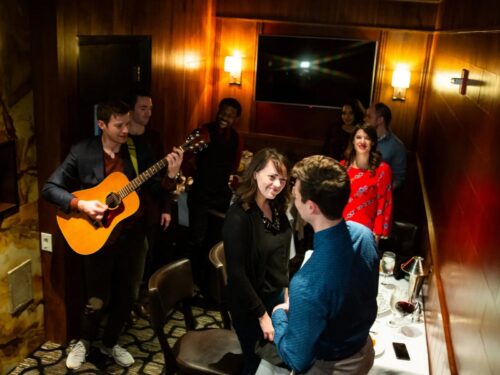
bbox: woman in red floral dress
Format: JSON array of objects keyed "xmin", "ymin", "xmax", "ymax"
[{"xmin": 341, "ymin": 124, "xmax": 393, "ymax": 243}]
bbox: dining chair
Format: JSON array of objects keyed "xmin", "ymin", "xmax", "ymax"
[
  {"xmin": 208, "ymin": 241, "xmax": 232, "ymax": 330},
  {"xmin": 148, "ymin": 258, "xmax": 243, "ymax": 375}
]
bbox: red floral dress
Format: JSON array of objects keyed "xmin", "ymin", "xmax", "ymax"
[{"xmin": 341, "ymin": 161, "xmax": 393, "ymax": 237}]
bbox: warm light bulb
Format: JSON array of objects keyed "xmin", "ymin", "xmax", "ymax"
[
  {"xmin": 223, "ymin": 54, "xmax": 242, "ymax": 85},
  {"xmin": 392, "ymin": 64, "xmax": 411, "ymax": 89},
  {"xmin": 224, "ymin": 56, "xmax": 242, "ymax": 73}
]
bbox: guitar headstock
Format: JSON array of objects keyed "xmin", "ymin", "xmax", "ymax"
[{"xmin": 180, "ymin": 128, "xmax": 210, "ymax": 154}]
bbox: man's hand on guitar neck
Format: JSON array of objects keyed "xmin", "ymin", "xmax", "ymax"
[
  {"xmin": 166, "ymin": 147, "xmax": 184, "ymax": 179},
  {"xmin": 77, "ymin": 199, "xmax": 109, "ymax": 222}
]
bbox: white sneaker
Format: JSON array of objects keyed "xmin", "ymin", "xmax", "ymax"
[
  {"xmin": 66, "ymin": 340, "xmax": 87, "ymax": 369},
  {"xmin": 100, "ymin": 344, "xmax": 134, "ymax": 367}
]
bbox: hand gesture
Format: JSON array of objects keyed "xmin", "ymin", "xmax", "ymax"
[
  {"xmin": 272, "ymin": 301, "xmax": 289, "ymax": 314},
  {"xmin": 166, "ymin": 147, "xmax": 184, "ymax": 179},
  {"xmin": 160, "ymin": 212, "xmax": 172, "ymax": 230},
  {"xmin": 77, "ymin": 200, "xmax": 108, "ymax": 222},
  {"xmin": 259, "ymin": 312, "xmax": 275, "ymax": 342}
]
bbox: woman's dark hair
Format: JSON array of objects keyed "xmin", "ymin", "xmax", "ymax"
[
  {"xmin": 344, "ymin": 123, "xmax": 382, "ymax": 175},
  {"xmin": 342, "ymin": 99, "xmax": 365, "ymax": 125},
  {"xmin": 235, "ymin": 148, "xmax": 290, "ymax": 212}
]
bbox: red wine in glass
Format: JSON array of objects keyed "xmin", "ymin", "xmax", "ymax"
[{"xmin": 395, "ymin": 301, "xmax": 416, "ymax": 315}]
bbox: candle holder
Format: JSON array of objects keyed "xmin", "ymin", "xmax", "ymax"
[{"xmin": 401, "ymin": 256, "xmax": 428, "ymax": 302}]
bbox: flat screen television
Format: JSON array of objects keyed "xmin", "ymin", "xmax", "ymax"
[{"xmin": 255, "ymin": 35, "xmax": 377, "ymax": 109}]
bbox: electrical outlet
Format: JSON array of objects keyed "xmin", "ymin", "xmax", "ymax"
[{"xmin": 41, "ymin": 232, "xmax": 53, "ymax": 252}]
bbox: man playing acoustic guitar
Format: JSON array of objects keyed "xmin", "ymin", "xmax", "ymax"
[{"xmin": 41, "ymin": 100, "xmax": 183, "ymax": 370}]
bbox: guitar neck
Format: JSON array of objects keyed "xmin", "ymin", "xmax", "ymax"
[
  {"xmin": 118, "ymin": 159, "xmax": 168, "ymax": 198},
  {"xmin": 117, "ymin": 142, "xmax": 192, "ymax": 199}
]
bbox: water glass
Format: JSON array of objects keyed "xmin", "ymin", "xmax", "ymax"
[{"xmin": 380, "ymin": 251, "xmax": 396, "ymax": 284}]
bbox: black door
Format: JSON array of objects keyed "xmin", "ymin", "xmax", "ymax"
[{"xmin": 77, "ymin": 35, "xmax": 151, "ymax": 140}]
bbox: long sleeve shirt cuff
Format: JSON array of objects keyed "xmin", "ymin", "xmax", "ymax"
[{"xmin": 70, "ymin": 198, "xmax": 80, "ymax": 212}]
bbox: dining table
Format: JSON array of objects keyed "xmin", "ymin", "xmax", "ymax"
[
  {"xmin": 369, "ymin": 275, "xmax": 429, "ymax": 375},
  {"xmin": 256, "ymin": 255, "xmax": 430, "ymax": 375}
]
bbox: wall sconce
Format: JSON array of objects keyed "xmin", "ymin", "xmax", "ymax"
[
  {"xmin": 391, "ymin": 64, "xmax": 411, "ymax": 101},
  {"xmin": 450, "ymin": 68, "xmax": 469, "ymax": 95},
  {"xmin": 224, "ymin": 55, "xmax": 242, "ymax": 85}
]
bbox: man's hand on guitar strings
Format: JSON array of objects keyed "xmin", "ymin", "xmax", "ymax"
[
  {"xmin": 77, "ymin": 199, "xmax": 109, "ymax": 222},
  {"xmin": 166, "ymin": 147, "xmax": 184, "ymax": 179}
]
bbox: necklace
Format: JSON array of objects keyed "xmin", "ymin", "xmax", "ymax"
[{"xmin": 261, "ymin": 206, "xmax": 281, "ymax": 234}]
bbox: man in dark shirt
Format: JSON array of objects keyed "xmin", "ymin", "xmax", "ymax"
[
  {"xmin": 183, "ymin": 97, "xmax": 243, "ymax": 291},
  {"xmin": 41, "ymin": 100, "xmax": 183, "ymax": 370},
  {"xmin": 125, "ymin": 89, "xmax": 172, "ymax": 320},
  {"xmin": 364, "ymin": 102, "xmax": 406, "ymax": 189}
]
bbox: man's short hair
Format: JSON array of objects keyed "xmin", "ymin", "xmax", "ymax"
[
  {"xmin": 219, "ymin": 97, "xmax": 242, "ymax": 116},
  {"xmin": 374, "ymin": 102, "xmax": 392, "ymax": 128},
  {"xmin": 292, "ymin": 155, "xmax": 350, "ymax": 220},
  {"xmin": 96, "ymin": 100, "xmax": 130, "ymax": 124},
  {"xmin": 124, "ymin": 88, "xmax": 152, "ymax": 108}
]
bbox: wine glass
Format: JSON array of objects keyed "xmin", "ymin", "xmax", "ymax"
[
  {"xmin": 388, "ymin": 287, "xmax": 416, "ymax": 328},
  {"xmin": 380, "ymin": 251, "xmax": 396, "ymax": 285}
]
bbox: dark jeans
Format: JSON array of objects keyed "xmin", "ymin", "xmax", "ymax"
[{"xmin": 80, "ymin": 231, "xmax": 144, "ymax": 347}]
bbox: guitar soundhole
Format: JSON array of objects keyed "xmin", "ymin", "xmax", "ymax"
[{"xmin": 106, "ymin": 193, "xmax": 121, "ymax": 210}]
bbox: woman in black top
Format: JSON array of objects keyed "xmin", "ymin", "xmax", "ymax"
[
  {"xmin": 223, "ymin": 148, "xmax": 292, "ymax": 374},
  {"xmin": 322, "ymin": 99, "xmax": 365, "ymax": 160}
]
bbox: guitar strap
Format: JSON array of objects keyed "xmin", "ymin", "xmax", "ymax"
[{"xmin": 126, "ymin": 137, "xmax": 139, "ymax": 175}]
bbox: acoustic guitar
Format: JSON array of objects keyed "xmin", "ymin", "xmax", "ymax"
[{"xmin": 56, "ymin": 129, "xmax": 209, "ymax": 255}]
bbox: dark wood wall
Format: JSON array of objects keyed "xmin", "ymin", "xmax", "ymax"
[
  {"xmin": 213, "ymin": 18, "xmax": 431, "ymax": 159},
  {"xmin": 216, "ymin": 0, "xmax": 439, "ymax": 30},
  {"xmin": 419, "ymin": 29, "xmax": 500, "ymax": 374},
  {"xmin": 32, "ymin": 3, "xmax": 500, "ymax": 374},
  {"xmin": 33, "ymin": 0, "xmax": 215, "ymax": 342}
]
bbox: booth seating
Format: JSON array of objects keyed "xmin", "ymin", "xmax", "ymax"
[
  {"xmin": 379, "ymin": 221, "xmax": 418, "ymax": 256},
  {"xmin": 148, "ymin": 258, "xmax": 243, "ymax": 375},
  {"xmin": 379, "ymin": 221, "xmax": 419, "ymax": 279}
]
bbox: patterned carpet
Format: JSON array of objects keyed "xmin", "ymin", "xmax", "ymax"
[{"xmin": 8, "ymin": 298, "xmax": 223, "ymax": 374}]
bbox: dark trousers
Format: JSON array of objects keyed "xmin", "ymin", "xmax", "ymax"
[
  {"xmin": 186, "ymin": 198, "xmax": 225, "ymax": 291},
  {"xmin": 80, "ymin": 231, "xmax": 144, "ymax": 347},
  {"xmin": 231, "ymin": 290, "xmax": 286, "ymax": 375}
]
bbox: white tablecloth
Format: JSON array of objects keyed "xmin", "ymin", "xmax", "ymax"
[
  {"xmin": 256, "ymin": 260, "xmax": 430, "ymax": 375},
  {"xmin": 368, "ymin": 276, "xmax": 429, "ymax": 375}
]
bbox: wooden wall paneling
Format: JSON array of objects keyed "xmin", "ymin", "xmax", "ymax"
[
  {"xmin": 34, "ymin": 0, "xmax": 216, "ymax": 344},
  {"xmin": 438, "ymin": 0, "xmax": 500, "ymax": 30},
  {"xmin": 375, "ymin": 30, "xmax": 430, "ymax": 151},
  {"xmin": 213, "ymin": 18, "xmax": 258, "ymax": 134},
  {"xmin": 417, "ymin": 157, "xmax": 457, "ymax": 374},
  {"xmin": 32, "ymin": 0, "xmax": 72, "ymax": 343},
  {"xmin": 149, "ymin": 0, "xmax": 176, "ymax": 150},
  {"xmin": 216, "ymin": 0, "xmax": 438, "ymax": 30},
  {"xmin": 213, "ymin": 19, "xmax": 433, "ymax": 163},
  {"xmin": 181, "ymin": 0, "xmax": 216, "ymax": 137},
  {"xmin": 252, "ymin": 23, "xmax": 382, "ymax": 145},
  {"xmin": 418, "ymin": 30, "xmax": 500, "ymax": 374}
]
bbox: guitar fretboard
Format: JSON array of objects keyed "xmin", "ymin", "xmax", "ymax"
[
  {"xmin": 116, "ymin": 140, "xmax": 195, "ymax": 200},
  {"xmin": 118, "ymin": 158, "xmax": 168, "ymax": 198}
]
